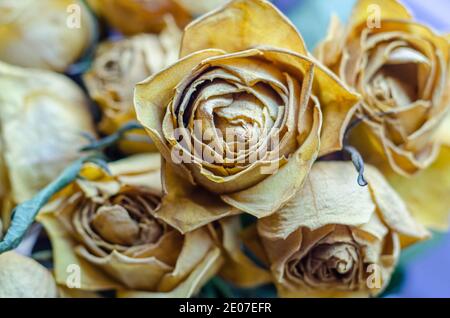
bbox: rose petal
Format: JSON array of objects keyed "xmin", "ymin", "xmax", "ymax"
[{"xmin": 180, "ymin": 0, "xmax": 307, "ymax": 57}]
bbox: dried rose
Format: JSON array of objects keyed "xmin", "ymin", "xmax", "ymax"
[
  {"xmin": 316, "ymin": 0, "xmax": 449, "ymax": 175},
  {"xmin": 0, "ymin": 251, "xmax": 58, "ymax": 298},
  {"xmin": 0, "ymin": 62, "xmax": 96, "ymax": 205},
  {"xmin": 315, "ymin": 0, "xmax": 450, "ymax": 229},
  {"xmin": 257, "ymin": 161, "xmax": 428, "ymax": 297},
  {"xmin": 38, "ymin": 154, "xmax": 223, "ymax": 297},
  {"xmin": 0, "ymin": 0, "xmax": 96, "ymax": 72},
  {"xmin": 134, "ymin": 0, "xmax": 359, "ymax": 232},
  {"xmin": 84, "ymin": 21, "xmax": 181, "ymax": 153}
]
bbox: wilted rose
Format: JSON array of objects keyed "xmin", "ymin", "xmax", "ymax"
[
  {"xmin": 315, "ymin": 0, "xmax": 450, "ymax": 230},
  {"xmin": 135, "ymin": 0, "xmax": 359, "ymax": 232},
  {"xmin": 0, "ymin": 0, "xmax": 96, "ymax": 72},
  {"xmin": 84, "ymin": 21, "xmax": 181, "ymax": 153},
  {"xmin": 257, "ymin": 161, "xmax": 428, "ymax": 297},
  {"xmin": 38, "ymin": 154, "xmax": 224, "ymax": 297},
  {"xmin": 0, "ymin": 251, "xmax": 58, "ymax": 298},
  {"xmin": 0, "ymin": 62, "xmax": 96, "ymax": 206},
  {"xmin": 316, "ymin": 0, "xmax": 450, "ymax": 176}
]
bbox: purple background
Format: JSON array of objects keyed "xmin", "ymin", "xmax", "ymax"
[{"xmin": 272, "ymin": 0, "xmax": 450, "ymax": 297}]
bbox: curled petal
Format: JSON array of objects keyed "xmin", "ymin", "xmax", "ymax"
[
  {"xmin": 257, "ymin": 161, "xmax": 425, "ymax": 298},
  {"xmin": 257, "ymin": 162, "xmax": 376, "ymax": 240},
  {"xmin": 154, "ymin": 161, "xmax": 239, "ymax": 233}
]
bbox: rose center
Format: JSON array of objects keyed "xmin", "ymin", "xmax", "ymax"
[
  {"xmin": 90, "ymin": 191, "xmax": 163, "ymax": 246},
  {"xmin": 297, "ymin": 243, "xmax": 359, "ymax": 283}
]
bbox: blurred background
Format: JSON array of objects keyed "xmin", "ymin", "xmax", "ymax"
[{"xmin": 272, "ymin": 0, "xmax": 450, "ymax": 298}]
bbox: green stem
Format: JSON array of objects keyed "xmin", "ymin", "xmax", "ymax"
[
  {"xmin": 80, "ymin": 121, "xmax": 147, "ymax": 152},
  {"xmin": 0, "ymin": 156, "xmax": 108, "ymax": 253}
]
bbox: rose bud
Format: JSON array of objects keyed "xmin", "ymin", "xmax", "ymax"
[
  {"xmin": 257, "ymin": 161, "xmax": 428, "ymax": 297},
  {"xmin": 0, "ymin": 62, "xmax": 96, "ymax": 207},
  {"xmin": 84, "ymin": 20, "xmax": 181, "ymax": 153},
  {"xmin": 0, "ymin": 0, "xmax": 96, "ymax": 72}
]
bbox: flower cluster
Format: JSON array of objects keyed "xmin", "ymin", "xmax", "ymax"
[{"xmin": 0, "ymin": 0, "xmax": 448, "ymax": 298}]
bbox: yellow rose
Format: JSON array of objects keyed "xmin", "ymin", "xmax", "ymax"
[
  {"xmin": 134, "ymin": 0, "xmax": 359, "ymax": 232},
  {"xmin": 0, "ymin": 251, "xmax": 58, "ymax": 298},
  {"xmin": 84, "ymin": 21, "xmax": 181, "ymax": 153},
  {"xmin": 38, "ymin": 154, "xmax": 223, "ymax": 297},
  {"xmin": 0, "ymin": 0, "xmax": 95, "ymax": 72},
  {"xmin": 315, "ymin": 0, "xmax": 450, "ymax": 229},
  {"xmin": 0, "ymin": 62, "xmax": 96, "ymax": 207},
  {"xmin": 86, "ymin": 0, "xmax": 191, "ymax": 34},
  {"xmin": 257, "ymin": 161, "xmax": 428, "ymax": 297}
]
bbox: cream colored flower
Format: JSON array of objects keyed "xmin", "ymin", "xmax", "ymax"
[
  {"xmin": 315, "ymin": 0, "xmax": 450, "ymax": 230},
  {"xmin": 257, "ymin": 161, "xmax": 428, "ymax": 297},
  {"xmin": 0, "ymin": 251, "xmax": 58, "ymax": 298},
  {"xmin": 38, "ymin": 154, "xmax": 223, "ymax": 297},
  {"xmin": 84, "ymin": 21, "xmax": 181, "ymax": 153},
  {"xmin": 0, "ymin": 62, "xmax": 96, "ymax": 204},
  {"xmin": 0, "ymin": 0, "xmax": 95, "ymax": 72},
  {"xmin": 134, "ymin": 0, "xmax": 359, "ymax": 232},
  {"xmin": 316, "ymin": 0, "xmax": 450, "ymax": 176}
]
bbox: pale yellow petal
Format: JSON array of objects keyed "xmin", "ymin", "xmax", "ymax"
[
  {"xmin": 154, "ymin": 161, "xmax": 240, "ymax": 233},
  {"xmin": 38, "ymin": 213, "xmax": 122, "ymax": 291},
  {"xmin": 135, "ymin": 49, "xmax": 225, "ymax": 163},
  {"xmin": 385, "ymin": 146, "xmax": 450, "ymax": 230},
  {"xmin": 157, "ymin": 228, "xmax": 214, "ymax": 291},
  {"xmin": 118, "ymin": 247, "xmax": 222, "ymax": 298},
  {"xmin": 0, "ymin": 0, "xmax": 95, "ymax": 72},
  {"xmin": 0, "ymin": 251, "xmax": 58, "ymax": 297},
  {"xmin": 349, "ymin": 0, "xmax": 412, "ymax": 30},
  {"xmin": 0, "ymin": 61, "xmax": 95, "ymax": 203},
  {"xmin": 221, "ymin": 104, "xmax": 321, "ymax": 218},
  {"xmin": 258, "ymin": 162, "xmax": 375, "ymax": 240},
  {"xmin": 180, "ymin": 0, "xmax": 307, "ymax": 57},
  {"xmin": 365, "ymin": 165, "xmax": 429, "ymax": 246}
]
